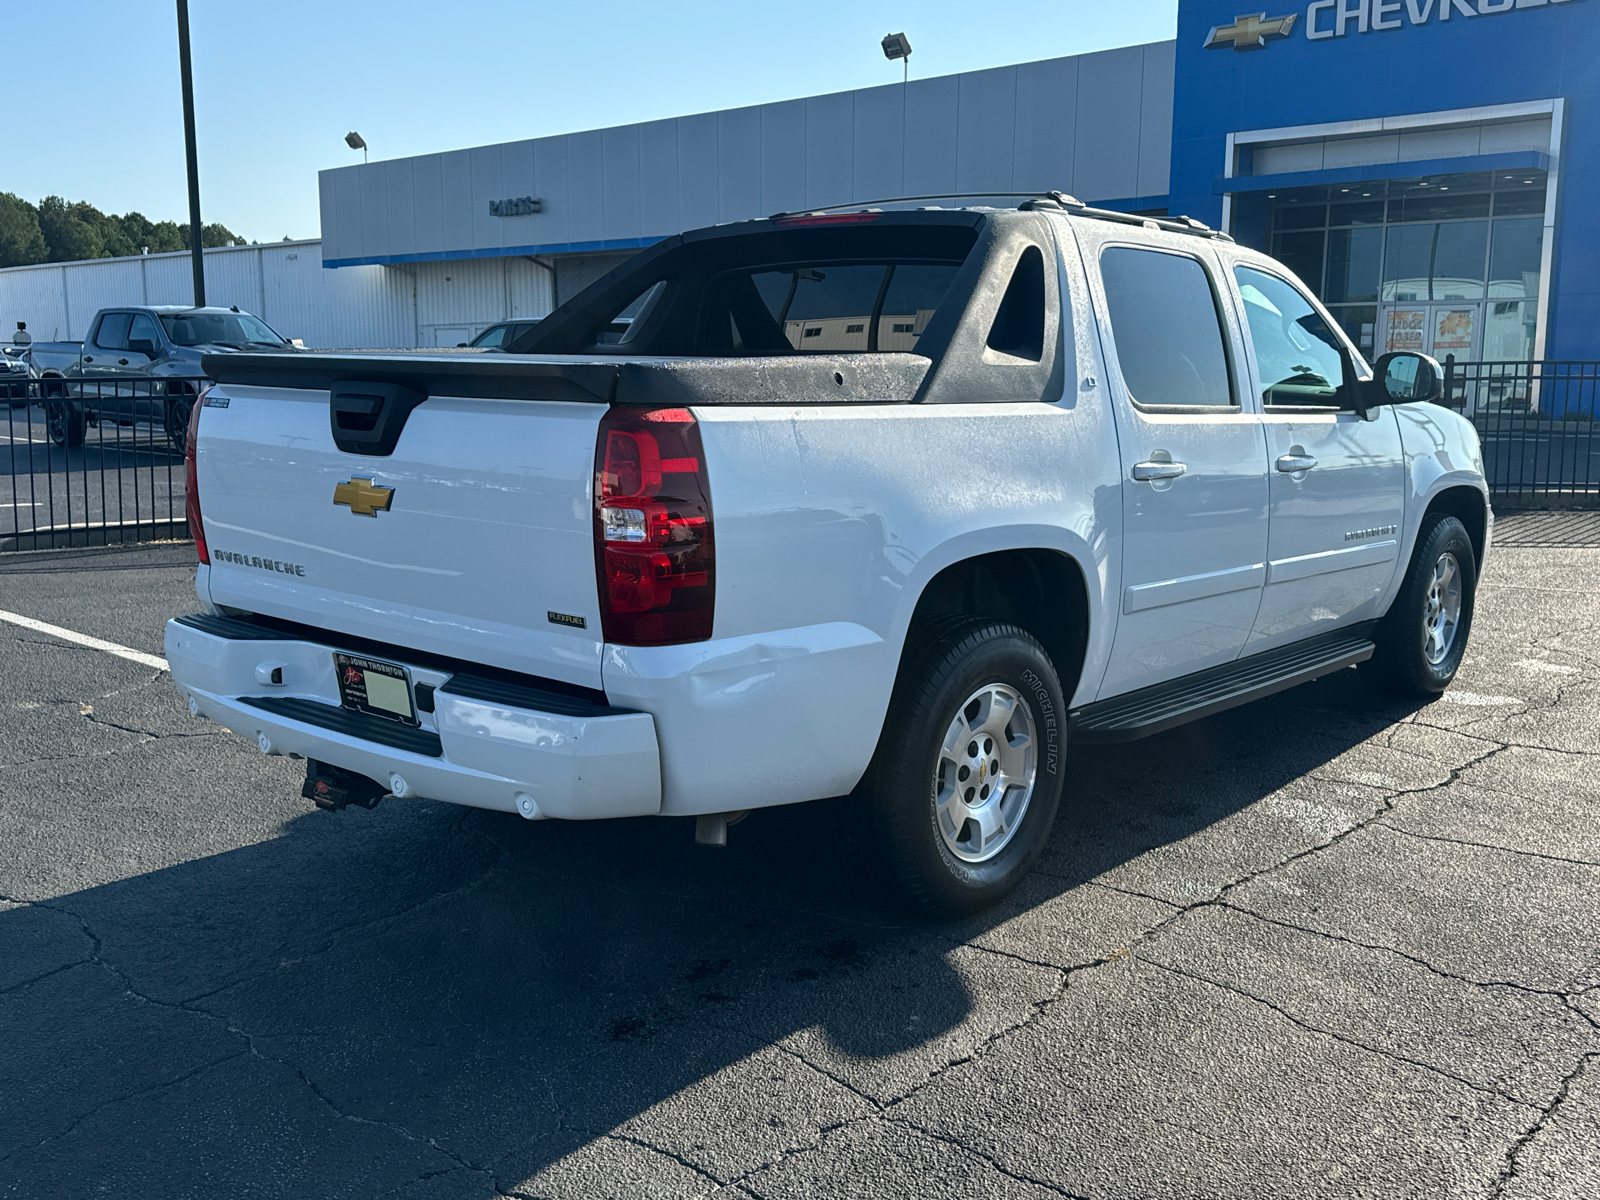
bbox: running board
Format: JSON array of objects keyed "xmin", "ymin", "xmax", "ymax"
[{"xmin": 1071, "ymin": 626, "xmax": 1376, "ymax": 744}]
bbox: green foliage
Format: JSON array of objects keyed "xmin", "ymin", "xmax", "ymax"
[
  {"xmin": 7, "ymin": 195, "xmax": 242, "ymax": 266},
  {"xmin": 0, "ymin": 193, "xmax": 49, "ymax": 267}
]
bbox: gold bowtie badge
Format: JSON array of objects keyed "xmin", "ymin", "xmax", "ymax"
[{"xmin": 333, "ymin": 477, "xmax": 395, "ymax": 517}]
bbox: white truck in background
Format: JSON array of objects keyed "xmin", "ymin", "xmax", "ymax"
[{"xmin": 165, "ymin": 196, "xmax": 1489, "ymax": 914}]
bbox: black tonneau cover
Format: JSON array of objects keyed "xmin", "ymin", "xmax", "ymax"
[{"xmin": 201, "ymin": 351, "xmax": 933, "ymax": 406}]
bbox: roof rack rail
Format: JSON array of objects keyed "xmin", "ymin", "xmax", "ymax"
[
  {"xmin": 768, "ymin": 191, "xmax": 1082, "ymax": 219},
  {"xmin": 1064, "ymin": 205, "xmax": 1235, "ymax": 243},
  {"xmin": 766, "ymin": 190, "xmax": 1233, "ymax": 243}
]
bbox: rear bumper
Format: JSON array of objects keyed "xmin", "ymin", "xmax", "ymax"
[{"xmin": 165, "ymin": 616, "xmax": 661, "ymax": 819}]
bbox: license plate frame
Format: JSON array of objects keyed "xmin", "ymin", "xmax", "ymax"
[{"xmin": 334, "ymin": 653, "xmax": 418, "ymax": 726}]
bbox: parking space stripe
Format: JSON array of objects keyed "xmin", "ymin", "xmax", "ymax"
[{"xmin": 0, "ymin": 609, "xmax": 169, "ymax": 671}]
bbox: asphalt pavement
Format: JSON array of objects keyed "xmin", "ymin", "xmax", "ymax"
[
  {"xmin": 1, "ymin": 523, "xmax": 1597, "ymax": 1199},
  {"xmin": 2, "ymin": 403, "xmax": 185, "ymax": 547}
]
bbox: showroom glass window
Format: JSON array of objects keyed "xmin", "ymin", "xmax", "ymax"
[{"xmin": 1265, "ymin": 173, "xmax": 1546, "ymax": 362}]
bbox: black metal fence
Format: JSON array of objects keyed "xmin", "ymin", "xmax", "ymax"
[
  {"xmin": 2, "ymin": 375, "xmax": 203, "ymax": 552},
  {"xmin": 1440, "ymin": 358, "xmax": 1600, "ymax": 508}
]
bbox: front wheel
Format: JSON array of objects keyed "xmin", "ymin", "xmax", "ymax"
[
  {"xmin": 1361, "ymin": 513, "xmax": 1478, "ymax": 697},
  {"xmin": 857, "ymin": 620, "xmax": 1066, "ymax": 917}
]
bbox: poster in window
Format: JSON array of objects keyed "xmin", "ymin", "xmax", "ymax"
[
  {"xmin": 1385, "ymin": 309, "xmax": 1426, "ymax": 354},
  {"xmin": 1433, "ymin": 308, "xmax": 1476, "ymax": 357}
]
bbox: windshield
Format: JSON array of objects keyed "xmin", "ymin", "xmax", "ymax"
[{"xmin": 159, "ymin": 312, "xmax": 285, "ymax": 347}]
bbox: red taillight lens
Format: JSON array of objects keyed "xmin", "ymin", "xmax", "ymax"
[
  {"xmin": 594, "ymin": 406, "xmax": 714, "ymax": 645},
  {"xmin": 185, "ymin": 387, "xmax": 209, "ymax": 565}
]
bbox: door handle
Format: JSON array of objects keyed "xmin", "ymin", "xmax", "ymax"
[
  {"xmin": 1132, "ymin": 461, "xmax": 1187, "ymax": 482},
  {"xmin": 118, "ymin": 358, "xmax": 128, "ymax": 365},
  {"xmin": 83, "ymin": 355, "xmax": 93, "ymax": 362},
  {"xmin": 1276, "ymin": 454, "xmax": 1318, "ymax": 473}
]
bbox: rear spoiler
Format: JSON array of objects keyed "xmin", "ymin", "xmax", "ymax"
[{"xmin": 201, "ymin": 351, "xmax": 932, "ymax": 406}]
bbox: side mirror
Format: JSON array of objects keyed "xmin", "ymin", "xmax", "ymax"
[
  {"xmin": 128, "ymin": 338, "xmax": 158, "ymax": 358},
  {"xmin": 1368, "ymin": 352, "xmax": 1442, "ymax": 410}
]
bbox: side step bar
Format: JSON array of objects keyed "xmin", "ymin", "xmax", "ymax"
[{"xmin": 1072, "ymin": 626, "xmax": 1377, "ymax": 744}]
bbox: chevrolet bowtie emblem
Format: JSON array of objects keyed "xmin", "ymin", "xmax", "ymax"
[
  {"xmin": 1204, "ymin": 12, "xmax": 1297, "ymax": 51},
  {"xmin": 332, "ymin": 477, "xmax": 394, "ymax": 517}
]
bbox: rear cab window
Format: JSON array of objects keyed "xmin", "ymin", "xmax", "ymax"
[{"xmin": 1098, "ymin": 247, "xmax": 1235, "ymax": 409}]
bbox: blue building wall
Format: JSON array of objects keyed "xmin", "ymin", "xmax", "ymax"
[{"xmin": 1169, "ymin": 0, "xmax": 1600, "ymax": 360}]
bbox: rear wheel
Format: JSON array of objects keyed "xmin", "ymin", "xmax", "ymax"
[
  {"xmin": 857, "ymin": 619, "xmax": 1066, "ymax": 917},
  {"xmin": 164, "ymin": 391, "xmax": 193, "ymax": 450},
  {"xmin": 45, "ymin": 389, "xmax": 84, "ymax": 448},
  {"xmin": 1361, "ymin": 513, "xmax": 1477, "ymax": 696}
]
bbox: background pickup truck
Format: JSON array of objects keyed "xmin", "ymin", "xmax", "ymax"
[
  {"xmin": 166, "ymin": 195, "xmax": 1489, "ymax": 915},
  {"xmin": 24, "ymin": 305, "xmax": 297, "ymax": 448}
]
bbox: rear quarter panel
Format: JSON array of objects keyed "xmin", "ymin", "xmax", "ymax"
[{"xmin": 602, "ymin": 396, "xmax": 1123, "ymax": 815}]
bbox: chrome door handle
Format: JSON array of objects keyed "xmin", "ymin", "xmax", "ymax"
[
  {"xmin": 1132, "ymin": 461, "xmax": 1187, "ymax": 482},
  {"xmin": 1276, "ymin": 454, "xmax": 1318, "ymax": 473}
]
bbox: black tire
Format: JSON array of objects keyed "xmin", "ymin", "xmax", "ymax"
[
  {"xmin": 857, "ymin": 619, "xmax": 1067, "ymax": 917},
  {"xmin": 1361, "ymin": 513, "xmax": 1477, "ymax": 697},
  {"xmin": 165, "ymin": 392, "xmax": 192, "ymax": 451},
  {"xmin": 45, "ymin": 392, "xmax": 84, "ymax": 448}
]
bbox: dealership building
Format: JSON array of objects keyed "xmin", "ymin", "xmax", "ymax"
[{"xmin": 5, "ymin": 0, "xmax": 1594, "ymax": 361}]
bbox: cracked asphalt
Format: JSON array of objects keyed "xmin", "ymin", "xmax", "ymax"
[{"xmin": 1, "ymin": 526, "xmax": 1597, "ymax": 1199}]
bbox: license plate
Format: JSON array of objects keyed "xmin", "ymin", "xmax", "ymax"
[{"xmin": 334, "ymin": 653, "xmax": 417, "ymax": 725}]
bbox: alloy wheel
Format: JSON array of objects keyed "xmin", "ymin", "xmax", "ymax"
[{"xmin": 931, "ymin": 683, "xmax": 1038, "ymax": 863}]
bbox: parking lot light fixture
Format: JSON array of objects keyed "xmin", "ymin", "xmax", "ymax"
[
  {"xmin": 882, "ymin": 32, "xmax": 912, "ymax": 83},
  {"xmin": 345, "ymin": 131, "xmax": 368, "ymax": 164}
]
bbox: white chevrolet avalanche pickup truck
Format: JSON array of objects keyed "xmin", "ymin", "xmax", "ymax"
[{"xmin": 166, "ymin": 195, "xmax": 1489, "ymax": 915}]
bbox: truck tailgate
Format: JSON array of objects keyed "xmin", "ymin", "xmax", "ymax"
[{"xmin": 197, "ymin": 385, "xmax": 606, "ymax": 690}]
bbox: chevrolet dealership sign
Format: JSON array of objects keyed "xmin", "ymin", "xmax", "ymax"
[{"xmin": 1207, "ymin": 0, "xmax": 1577, "ymax": 48}]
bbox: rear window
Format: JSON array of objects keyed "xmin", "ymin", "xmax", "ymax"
[
  {"xmin": 511, "ymin": 219, "xmax": 979, "ymax": 357},
  {"xmin": 746, "ymin": 264, "xmax": 958, "ymax": 353}
]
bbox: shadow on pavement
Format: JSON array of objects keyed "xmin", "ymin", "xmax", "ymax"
[{"xmin": 0, "ymin": 666, "xmax": 1423, "ymax": 1196}]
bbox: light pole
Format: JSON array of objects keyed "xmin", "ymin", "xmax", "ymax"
[
  {"xmin": 882, "ymin": 32, "xmax": 912, "ymax": 84},
  {"xmin": 345, "ymin": 131, "xmax": 368, "ymax": 164},
  {"xmin": 176, "ymin": 0, "xmax": 205, "ymax": 308}
]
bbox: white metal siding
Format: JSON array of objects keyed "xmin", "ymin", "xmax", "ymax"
[
  {"xmin": 319, "ymin": 42, "xmax": 1179, "ymax": 266},
  {"xmin": 0, "ymin": 242, "xmax": 408, "ymax": 348}
]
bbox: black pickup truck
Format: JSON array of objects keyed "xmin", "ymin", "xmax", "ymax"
[{"xmin": 25, "ymin": 305, "xmax": 298, "ymax": 448}]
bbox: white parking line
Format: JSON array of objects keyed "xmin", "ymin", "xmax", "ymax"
[{"xmin": 0, "ymin": 609, "xmax": 169, "ymax": 671}]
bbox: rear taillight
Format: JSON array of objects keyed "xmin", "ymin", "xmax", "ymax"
[
  {"xmin": 186, "ymin": 388, "xmax": 209, "ymax": 564},
  {"xmin": 594, "ymin": 406, "xmax": 714, "ymax": 645}
]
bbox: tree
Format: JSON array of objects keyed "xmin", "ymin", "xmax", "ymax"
[
  {"xmin": 0, "ymin": 193, "xmax": 47, "ymax": 267},
  {"xmin": 37, "ymin": 196, "xmax": 103, "ymax": 263},
  {"xmin": 25, "ymin": 197, "xmax": 244, "ymax": 263}
]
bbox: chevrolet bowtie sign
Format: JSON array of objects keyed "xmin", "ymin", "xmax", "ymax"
[
  {"xmin": 1205, "ymin": 12, "xmax": 1298, "ymax": 49},
  {"xmin": 1209, "ymin": 1, "xmax": 1579, "ymax": 49}
]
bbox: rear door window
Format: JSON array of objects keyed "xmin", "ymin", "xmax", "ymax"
[
  {"xmin": 93, "ymin": 312, "xmax": 132, "ymax": 351},
  {"xmin": 1099, "ymin": 248, "xmax": 1234, "ymax": 407}
]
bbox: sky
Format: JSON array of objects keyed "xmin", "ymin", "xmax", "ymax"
[{"xmin": 0, "ymin": 1, "xmax": 1179, "ymax": 245}]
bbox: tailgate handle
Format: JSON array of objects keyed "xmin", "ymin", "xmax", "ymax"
[{"xmin": 330, "ymin": 381, "xmax": 428, "ymax": 456}]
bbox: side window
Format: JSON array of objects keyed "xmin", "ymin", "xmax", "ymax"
[
  {"xmin": 127, "ymin": 313, "xmax": 161, "ymax": 353},
  {"xmin": 1234, "ymin": 266, "xmax": 1350, "ymax": 408},
  {"xmin": 1099, "ymin": 248, "xmax": 1234, "ymax": 407},
  {"xmin": 93, "ymin": 312, "xmax": 132, "ymax": 351},
  {"xmin": 473, "ymin": 325, "xmax": 508, "ymax": 348}
]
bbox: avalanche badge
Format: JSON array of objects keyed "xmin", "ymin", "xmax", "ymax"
[{"xmin": 333, "ymin": 476, "xmax": 395, "ymax": 517}]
